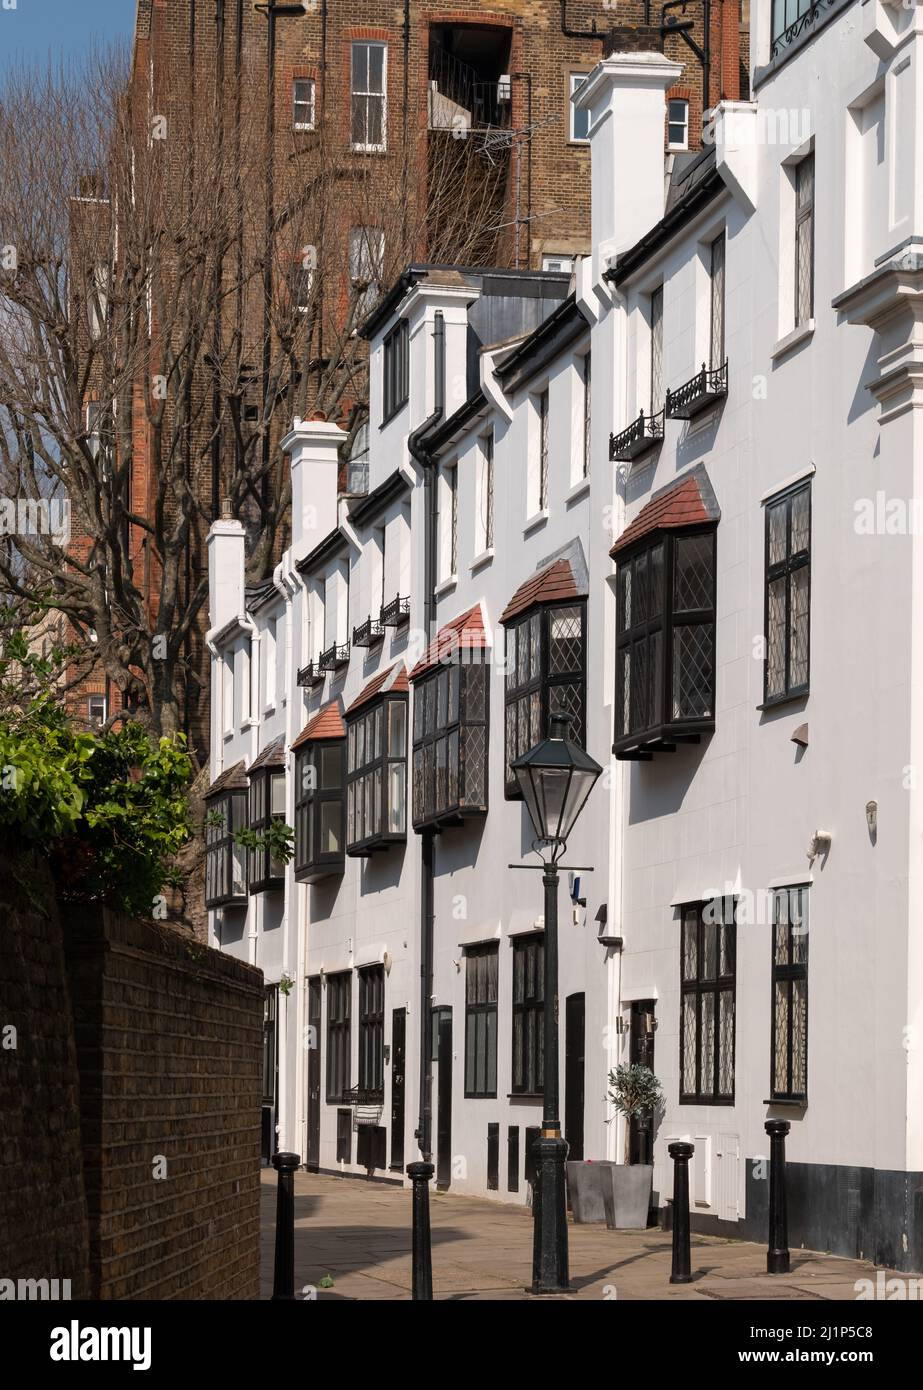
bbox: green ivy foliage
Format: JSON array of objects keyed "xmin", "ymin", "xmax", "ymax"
[{"xmin": 0, "ymin": 638, "xmax": 191, "ymax": 916}]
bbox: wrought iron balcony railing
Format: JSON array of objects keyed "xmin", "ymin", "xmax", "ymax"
[
  {"xmin": 770, "ymin": 0, "xmax": 837, "ymax": 60},
  {"xmin": 665, "ymin": 361, "xmax": 728, "ymax": 420},
  {"xmin": 353, "ymin": 615, "xmax": 384, "ymax": 648},
  {"xmin": 297, "ymin": 660, "xmax": 325, "ymax": 689},
  {"xmin": 320, "ymin": 642, "xmax": 350, "ymax": 672},
  {"xmin": 609, "ymin": 409, "xmax": 665, "ymax": 463},
  {"xmin": 380, "ymin": 595, "xmax": 410, "ymax": 628}
]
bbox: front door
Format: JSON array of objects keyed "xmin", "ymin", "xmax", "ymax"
[
  {"xmin": 436, "ymin": 1008, "xmax": 453, "ymax": 1190},
  {"xmin": 564, "ymin": 992, "xmax": 585, "ymax": 1161},
  {"xmin": 629, "ymin": 1000, "xmax": 656, "ymax": 1165},
  {"xmin": 390, "ymin": 1008, "xmax": 406, "ymax": 1172},
  {"xmin": 306, "ymin": 976, "xmax": 322, "ymax": 1171}
]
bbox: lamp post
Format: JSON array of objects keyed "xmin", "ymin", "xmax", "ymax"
[{"xmin": 511, "ymin": 713, "xmax": 602, "ymax": 1295}]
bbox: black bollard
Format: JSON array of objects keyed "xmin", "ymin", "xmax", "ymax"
[
  {"xmin": 668, "ymin": 1142, "xmax": 694, "ymax": 1284},
  {"xmin": 271, "ymin": 1150, "xmax": 301, "ymax": 1300},
  {"xmin": 407, "ymin": 1161, "xmax": 435, "ymax": 1300},
  {"xmin": 765, "ymin": 1119, "xmax": 791, "ymax": 1274}
]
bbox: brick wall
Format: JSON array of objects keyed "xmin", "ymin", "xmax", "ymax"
[
  {"xmin": 65, "ymin": 904, "xmax": 263, "ymax": 1299},
  {"xmin": 0, "ymin": 850, "xmax": 263, "ymax": 1301},
  {"xmin": 0, "ymin": 853, "xmax": 92, "ymax": 1298}
]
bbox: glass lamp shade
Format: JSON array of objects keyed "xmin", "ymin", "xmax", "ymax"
[{"xmin": 512, "ymin": 714, "xmax": 602, "ymax": 845}]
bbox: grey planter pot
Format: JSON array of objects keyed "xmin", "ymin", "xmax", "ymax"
[
  {"xmin": 601, "ymin": 1163, "xmax": 654, "ymax": 1230},
  {"xmin": 566, "ymin": 1160, "xmax": 614, "ymax": 1223}
]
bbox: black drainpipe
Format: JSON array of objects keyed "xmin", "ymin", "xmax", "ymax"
[{"xmin": 407, "ymin": 311, "xmax": 444, "ymax": 1161}]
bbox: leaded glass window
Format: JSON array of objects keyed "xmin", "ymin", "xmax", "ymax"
[
  {"xmin": 771, "ymin": 885, "xmax": 808, "ymax": 1101},
  {"xmin": 346, "ymin": 694, "xmax": 407, "ymax": 854},
  {"xmin": 358, "ymin": 964, "xmax": 385, "ymax": 1097},
  {"xmin": 294, "ymin": 740, "xmax": 345, "ymax": 883},
  {"xmin": 465, "ymin": 943, "xmax": 498, "ymax": 1098},
  {"xmin": 795, "ymin": 153, "xmax": 814, "ymax": 327},
  {"xmin": 204, "ymin": 788, "xmax": 248, "ymax": 908},
  {"xmin": 412, "ymin": 659, "xmax": 489, "ymax": 829},
  {"xmin": 512, "ymin": 934, "xmax": 544, "ymax": 1095},
  {"xmin": 615, "ymin": 529, "xmax": 716, "ymax": 752},
  {"xmin": 248, "ymin": 768, "xmax": 286, "ymax": 893},
  {"xmin": 503, "ymin": 600, "xmax": 586, "ymax": 797},
  {"xmin": 679, "ymin": 899, "xmax": 736, "ymax": 1104},
  {"xmin": 764, "ymin": 480, "xmax": 810, "ymax": 703}
]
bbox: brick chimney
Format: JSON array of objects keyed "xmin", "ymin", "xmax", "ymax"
[{"xmin": 573, "ymin": 49, "xmax": 684, "ymax": 273}]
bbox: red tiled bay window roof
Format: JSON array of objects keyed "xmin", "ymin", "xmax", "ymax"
[
  {"xmin": 499, "ymin": 558, "xmax": 581, "ymax": 624},
  {"xmin": 291, "ymin": 700, "xmax": 346, "ymax": 750},
  {"xmin": 409, "ymin": 603, "xmax": 487, "ymax": 681},
  {"xmin": 610, "ymin": 464, "xmax": 720, "ymax": 558},
  {"xmin": 204, "ymin": 759, "xmax": 249, "ymax": 799},
  {"xmin": 346, "ymin": 663, "xmax": 409, "ymax": 716},
  {"xmin": 247, "ymin": 735, "xmax": 286, "ymax": 775}
]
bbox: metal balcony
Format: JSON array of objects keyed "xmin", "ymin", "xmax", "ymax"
[
  {"xmin": 665, "ymin": 361, "xmax": 728, "ymax": 420},
  {"xmin": 319, "ymin": 642, "xmax": 350, "ymax": 672},
  {"xmin": 609, "ymin": 410, "xmax": 665, "ymax": 463},
  {"xmin": 353, "ymin": 615, "xmax": 384, "ymax": 648},
  {"xmin": 380, "ymin": 595, "xmax": 410, "ymax": 628},
  {"xmin": 297, "ymin": 661, "xmax": 325, "ymax": 689}
]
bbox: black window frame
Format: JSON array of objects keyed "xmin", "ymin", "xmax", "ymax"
[
  {"xmin": 204, "ymin": 788, "xmax": 249, "ymax": 908},
  {"xmin": 581, "ymin": 351, "xmax": 591, "ymax": 479},
  {"xmin": 464, "ymin": 943, "xmax": 499, "ymax": 1099},
  {"xmin": 294, "ymin": 739, "xmax": 346, "ymax": 883},
  {"xmin": 679, "ymin": 899, "xmax": 736, "ymax": 1106},
  {"xmin": 710, "ymin": 231, "xmax": 726, "ymax": 369},
  {"xmin": 511, "ymin": 933, "xmax": 544, "ymax": 1097},
  {"xmin": 794, "ymin": 151, "xmax": 814, "ymax": 327},
  {"xmin": 345, "ymin": 692, "xmax": 408, "ymax": 855},
  {"xmin": 770, "ymin": 884, "xmax": 809, "ymax": 1102},
  {"xmin": 326, "ymin": 970, "xmax": 352, "ymax": 1103},
  {"xmin": 382, "ymin": 318, "xmax": 409, "ymax": 424},
  {"xmin": 358, "ymin": 964, "xmax": 385, "ymax": 1100},
  {"xmin": 538, "ymin": 386, "xmax": 549, "ymax": 511},
  {"xmin": 482, "ymin": 428, "xmax": 494, "ymax": 550},
  {"xmin": 411, "ymin": 657, "xmax": 489, "ymax": 830},
  {"xmin": 763, "ymin": 480, "xmax": 811, "ymax": 707},
  {"xmin": 247, "ymin": 766, "xmax": 287, "ymax": 894},
  {"xmin": 614, "ymin": 526, "xmax": 717, "ymax": 756},
  {"xmin": 503, "ymin": 599, "xmax": 587, "ymax": 799}
]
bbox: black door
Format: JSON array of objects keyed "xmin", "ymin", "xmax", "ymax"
[
  {"xmin": 564, "ymin": 992, "xmax": 585, "ymax": 1161},
  {"xmin": 390, "ymin": 1008, "xmax": 406, "ymax": 1172},
  {"xmin": 306, "ymin": 977, "xmax": 322, "ymax": 1171},
  {"xmin": 629, "ymin": 1000, "xmax": 656, "ymax": 1165},
  {"xmin": 436, "ymin": 1008, "xmax": 453, "ymax": 1189},
  {"xmin": 261, "ymin": 985, "xmax": 278, "ymax": 1164}
]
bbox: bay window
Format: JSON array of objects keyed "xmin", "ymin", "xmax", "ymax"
[
  {"xmin": 248, "ymin": 766, "xmax": 287, "ymax": 893},
  {"xmin": 615, "ymin": 527, "xmax": 716, "ymax": 757},
  {"xmin": 503, "ymin": 601, "xmax": 586, "ymax": 797},
  {"xmin": 412, "ymin": 659, "xmax": 488, "ymax": 829},
  {"xmin": 204, "ymin": 785, "xmax": 248, "ymax": 908},
  {"xmin": 346, "ymin": 693, "xmax": 407, "ymax": 854},
  {"xmin": 294, "ymin": 739, "xmax": 345, "ymax": 883}
]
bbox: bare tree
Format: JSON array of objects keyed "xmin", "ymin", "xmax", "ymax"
[{"xmin": 0, "ymin": 48, "xmax": 513, "ymax": 752}]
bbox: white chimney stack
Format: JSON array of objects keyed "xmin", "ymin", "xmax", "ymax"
[
  {"xmin": 207, "ymin": 513, "xmax": 246, "ymax": 634},
  {"xmin": 574, "ymin": 52, "xmax": 684, "ymax": 277},
  {"xmin": 280, "ymin": 416, "xmax": 348, "ymax": 561}
]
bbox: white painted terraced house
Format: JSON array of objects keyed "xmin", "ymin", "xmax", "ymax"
[{"xmin": 206, "ymin": 0, "xmax": 923, "ymax": 1269}]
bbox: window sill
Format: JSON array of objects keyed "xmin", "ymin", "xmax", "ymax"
[
  {"xmin": 564, "ymin": 476, "xmax": 590, "ymax": 506},
  {"xmin": 241, "ymin": 717, "xmax": 259, "ymax": 730},
  {"xmin": 379, "ymin": 400, "xmax": 408, "ymax": 430},
  {"xmin": 771, "ymin": 319, "xmax": 815, "ymax": 362},
  {"xmin": 763, "ymin": 1097, "xmax": 807, "ymax": 1107},
  {"xmin": 523, "ymin": 508, "xmax": 549, "ymax": 536},
  {"xmin": 469, "ymin": 547, "xmax": 494, "ymax": 574},
  {"xmin": 263, "ymin": 702, "xmax": 277, "ymax": 717},
  {"xmin": 508, "ymin": 1092, "xmax": 543, "ymax": 1101},
  {"xmin": 222, "ymin": 730, "xmax": 234, "ymax": 742},
  {"xmin": 434, "ymin": 574, "xmax": 457, "ymax": 599},
  {"xmin": 757, "ymin": 689, "xmax": 809, "ymax": 713}
]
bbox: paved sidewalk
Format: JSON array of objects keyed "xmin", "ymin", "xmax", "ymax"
[{"xmin": 259, "ymin": 1168, "xmax": 903, "ymax": 1301}]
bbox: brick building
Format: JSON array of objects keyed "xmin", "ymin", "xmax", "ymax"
[{"xmin": 89, "ymin": 0, "xmax": 744, "ymax": 759}]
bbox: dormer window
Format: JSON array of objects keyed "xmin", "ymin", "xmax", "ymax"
[
  {"xmin": 500, "ymin": 560, "xmax": 586, "ymax": 799},
  {"xmin": 204, "ymin": 764, "xmax": 249, "ymax": 909},
  {"xmin": 345, "ymin": 667, "xmax": 408, "ymax": 855},
  {"xmin": 612, "ymin": 467, "xmax": 720, "ymax": 759},
  {"xmin": 293, "ymin": 704, "xmax": 346, "ymax": 883}
]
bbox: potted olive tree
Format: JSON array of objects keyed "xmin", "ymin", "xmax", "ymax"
[{"xmin": 602, "ymin": 1063, "xmax": 664, "ymax": 1229}]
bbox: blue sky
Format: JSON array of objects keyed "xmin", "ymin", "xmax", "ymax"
[{"xmin": 0, "ymin": 0, "xmax": 135, "ymax": 74}]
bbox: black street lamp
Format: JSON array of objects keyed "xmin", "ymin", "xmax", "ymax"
[{"xmin": 511, "ymin": 712, "xmax": 602, "ymax": 1294}]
